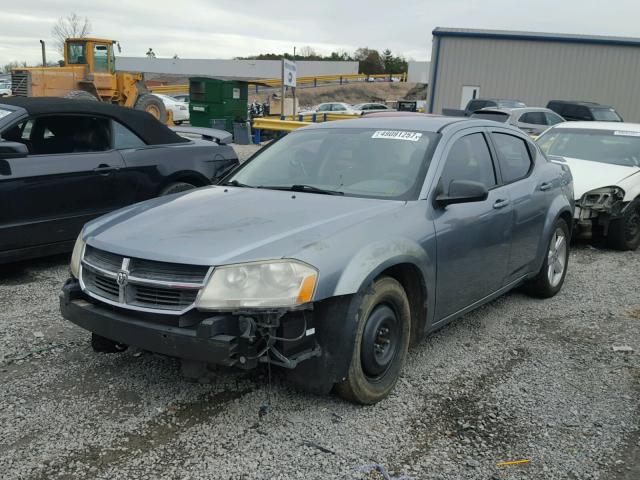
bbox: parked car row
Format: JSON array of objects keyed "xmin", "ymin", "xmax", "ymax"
[{"xmin": 301, "ymin": 102, "xmax": 393, "ymax": 115}]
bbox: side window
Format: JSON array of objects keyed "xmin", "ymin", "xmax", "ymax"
[
  {"xmin": 29, "ymin": 115, "xmax": 111, "ymax": 155},
  {"xmin": 467, "ymin": 100, "xmax": 487, "ymax": 112},
  {"xmin": 2, "ymin": 120, "xmax": 33, "ymax": 153},
  {"xmin": 440, "ymin": 133, "xmax": 496, "ymax": 193},
  {"xmin": 93, "ymin": 44, "xmax": 109, "ymax": 73},
  {"xmin": 67, "ymin": 42, "xmax": 87, "ymax": 64},
  {"xmin": 113, "ymin": 121, "xmax": 145, "ymax": 149},
  {"xmin": 317, "ymin": 104, "xmax": 331, "ymax": 112},
  {"xmin": 520, "ymin": 112, "xmax": 546, "ymax": 125},
  {"xmin": 579, "ymin": 107, "xmax": 593, "ymax": 120},
  {"xmin": 332, "ymin": 104, "xmax": 347, "ymax": 111},
  {"xmin": 491, "ymin": 133, "xmax": 533, "ymax": 183}
]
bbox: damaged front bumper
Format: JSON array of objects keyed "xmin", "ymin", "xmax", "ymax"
[{"xmin": 60, "ymin": 279, "xmax": 321, "ymax": 369}]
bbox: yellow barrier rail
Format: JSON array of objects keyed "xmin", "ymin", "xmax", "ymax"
[
  {"xmin": 148, "ymin": 72, "xmax": 407, "ymax": 95},
  {"xmin": 252, "ymin": 117, "xmax": 310, "ymax": 132}
]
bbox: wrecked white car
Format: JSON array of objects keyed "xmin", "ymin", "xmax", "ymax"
[{"xmin": 538, "ymin": 122, "xmax": 640, "ymax": 250}]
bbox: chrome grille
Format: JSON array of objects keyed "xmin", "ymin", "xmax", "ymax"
[
  {"xmin": 10, "ymin": 71, "xmax": 30, "ymax": 97},
  {"xmin": 80, "ymin": 246, "xmax": 209, "ymax": 314}
]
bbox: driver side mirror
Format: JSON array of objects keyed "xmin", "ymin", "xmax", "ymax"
[
  {"xmin": 0, "ymin": 141, "xmax": 28, "ymax": 159},
  {"xmin": 435, "ymin": 180, "xmax": 488, "ymax": 208}
]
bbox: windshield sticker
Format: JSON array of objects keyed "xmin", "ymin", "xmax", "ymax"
[
  {"xmin": 372, "ymin": 130, "xmax": 422, "ymax": 141},
  {"xmin": 613, "ymin": 131, "xmax": 640, "ymax": 137},
  {"xmin": 0, "ymin": 109, "xmax": 12, "ymax": 120}
]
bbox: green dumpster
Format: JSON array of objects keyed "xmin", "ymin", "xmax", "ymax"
[{"xmin": 189, "ymin": 77, "xmax": 248, "ymax": 132}]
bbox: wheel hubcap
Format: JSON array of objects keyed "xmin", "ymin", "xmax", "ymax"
[
  {"xmin": 147, "ymin": 105, "xmax": 161, "ymax": 119},
  {"xmin": 547, "ymin": 227, "xmax": 567, "ymax": 287},
  {"xmin": 361, "ymin": 304, "xmax": 399, "ymax": 379}
]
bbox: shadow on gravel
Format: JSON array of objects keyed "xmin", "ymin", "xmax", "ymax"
[{"xmin": 0, "ymin": 253, "xmax": 69, "ymax": 285}]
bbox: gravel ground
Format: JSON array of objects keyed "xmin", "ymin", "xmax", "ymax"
[{"xmin": 0, "ymin": 143, "xmax": 638, "ymax": 479}]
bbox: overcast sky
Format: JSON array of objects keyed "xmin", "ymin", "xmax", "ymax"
[{"xmin": 2, "ymin": 0, "xmax": 640, "ymax": 66}]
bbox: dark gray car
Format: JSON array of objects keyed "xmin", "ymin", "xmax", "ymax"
[
  {"xmin": 60, "ymin": 116, "xmax": 574, "ymax": 404},
  {"xmin": 471, "ymin": 107, "xmax": 565, "ymax": 136}
]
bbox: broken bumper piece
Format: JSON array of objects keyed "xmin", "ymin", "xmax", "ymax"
[{"xmin": 60, "ymin": 279, "xmax": 321, "ymax": 369}]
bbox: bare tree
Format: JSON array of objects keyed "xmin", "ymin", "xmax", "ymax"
[
  {"xmin": 3, "ymin": 61, "xmax": 28, "ymax": 74},
  {"xmin": 51, "ymin": 13, "xmax": 92, "ymax": 55}
]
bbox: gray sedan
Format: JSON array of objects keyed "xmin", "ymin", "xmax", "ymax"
[
  {"xmin": 471, "ymin": 107, "xmax": 565, "ymax": 136},
  {"xmin": 60, "ymin": 116, "xmax": 574, "ymax": 404}
]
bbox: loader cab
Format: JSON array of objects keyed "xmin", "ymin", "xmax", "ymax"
[{"xmin": 64, "ymin": 38, "xmax": 115, "ymax": 74}]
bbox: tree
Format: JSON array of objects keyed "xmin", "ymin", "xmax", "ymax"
[
  {"xmin": 297, "ymin": 46, "xmax": 317, "ymax": 58},
  {"xmin": 3, "ymin": 61, "xmax": 28, "ymax": 74},
  {"xmin": 381, "ymin": 49, "xmax": 408, "ymax": 74},
  {"xmin": 356, "ymin": 48, "xmax": 384, "ymax": 74},
  {"xmin": 51, "ymin": 13, "xmax": 92, "ymax": 56}
]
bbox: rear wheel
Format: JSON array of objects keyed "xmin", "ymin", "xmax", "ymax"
[
  {"xmin": 525, "ymin": 218, "xmax": 570, "ymax": 298},
  {"xmin": 335, "ymin": 276, "xmax": 411, "ymax": 404},
  {"xmin": 134, "ymin": 94, "xmax": 168, "ymax": 123},
  {"xmin": 160, "ymin": 182, "xmax": 196, "ymax": 196},
  {"xmin": 64, "ymin": 90, "xmax": 99, "ymax": 101},
  {"xmin": 607, "ymin": 199, "xmax": 640, "ymax": 250}
]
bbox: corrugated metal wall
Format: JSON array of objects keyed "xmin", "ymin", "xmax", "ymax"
[
  {"xmin": 429, "ymin": 36, "xmax": 640, "ymax": 121},
  {"xmin": 407, "ymin": 61, "xmax": 430, "ymax": 83}
]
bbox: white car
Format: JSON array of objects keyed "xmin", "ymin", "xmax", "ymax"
[
  {"xmin": 304, "ymin": 102, "xmax": 360, "ymax": 115},
  {"xmin": 352, "ymin": 102, "xmax": 392, "ymax": 114},
  {"xmin": 0, "ymin": 84, "xmax": 11, "ymax": 97},
  {"xmin": 153, "ymin": 93, "xmax": 189, "ymax": 124},
  {"xmin": 537, "ymin": 121, "xmax": 640, "ymax": 250}
]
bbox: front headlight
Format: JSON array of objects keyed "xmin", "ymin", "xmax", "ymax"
[
  {"xmin": 196, "ymin": 260, "xmax": 318, "ymax": 310},
  {"xmin": 70, "ymin": 234, "xmax": 86, "ymax": 278},
  {"xmin": 580, "ymin": 186, "xmax": 625, "ymax": 210}
]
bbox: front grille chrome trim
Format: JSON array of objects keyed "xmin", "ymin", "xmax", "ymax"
[{"xmin": 79, "ymin": 248, "xmax": 213, "ymax": 316}]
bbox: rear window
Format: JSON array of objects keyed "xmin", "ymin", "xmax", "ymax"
[
  {"xmin": 591, "ymin": 108, "xmax": 622, "ymax": 122},
  {"xmin": 470, "ymin": 111, "xmax": 509, "ymax": 123},
  {"xmin": 497, "ymin": 100, "xmax": 526, "ymax": 108}
]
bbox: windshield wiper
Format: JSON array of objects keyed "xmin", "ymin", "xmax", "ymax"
[
  {"xmin": 219, "ymin": 179, "xmax": 254, "ymax": 188},
  {"xmin": 259, "ymin": 184, "xmax": 344, "ymax": 196}
]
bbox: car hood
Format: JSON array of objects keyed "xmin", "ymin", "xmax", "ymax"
[
  {"xmin": 560, "ymin": 156, "xmax": 640, "ymax": 199},
  {"xmin": 84, "ymin": 186, "xmax": 404, "ymax": 266}
]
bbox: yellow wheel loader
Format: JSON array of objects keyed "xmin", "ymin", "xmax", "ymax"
[{"xmin": 10, "ymin": 38, "xmax": 168, "ymax": 123}]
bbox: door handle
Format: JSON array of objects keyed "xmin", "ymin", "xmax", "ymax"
[
  {"xmin": 93, "ymin": 164, "xmax": 118, "ymax": 175},
  {"xmin": 493, "ymin": 198, "xmax": 510, "ymax": 209},
  {"xmin": 539, "ymin": 181, "xmax": 553, "ymax": 191}
]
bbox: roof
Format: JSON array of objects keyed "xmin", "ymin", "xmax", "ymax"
[
  {"xmin": 548, "ymin": 100, "xmax": 614, "ymax": 108},
  {"xmin": 0, "ymin": 97, "xmax": 187, "ymax": 145},
  {"xmin": 475, "ymin": 107, "xmax": 555, "ymax": 114},
  {"xmin": 433, "ymin": 27, "xmax": 640, "ymax": 48},
  {"xmin": 552, "ymin": 121, "xmax": 640, "ymax": 132}
]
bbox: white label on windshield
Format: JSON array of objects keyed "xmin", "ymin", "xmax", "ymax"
[
  {"xmin": 0, "ymin": 109, "xmax": 12, "ymax": 120},
  {"xmin": 613, "ymin": 131, "xmax": 640, "ymax": 137},
  {"xmin": 372, "ymin": 130, "xmax": 422, "ymax": 141}
]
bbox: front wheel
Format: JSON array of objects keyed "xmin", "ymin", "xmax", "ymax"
[
  {"xmin": 525, "ymin": 218, "xmax": 570, "ymax": 298},
  {"xmin": 335, "ymin": 276, "xmax": 411, "ymax": 404},
  {"xmin": 607, "ymin": 199, "xmax": 640, "ymax": 250},
  {"xmin": 135, "ymin": 94, "xmax": 168, "ymax": 123}
]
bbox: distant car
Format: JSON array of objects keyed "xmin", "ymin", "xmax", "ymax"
[
  {"xmin": 546, "ymin": 101, "xmax": 623, "ymax": 122},
  {"xmin": 60, "ymin": 115, "xmax": 573, "ymax": 405},
  {"xmin": 171, "ymin": 94, "xmax": 189, "ymax": 104},
  {"xmin": 153, "ymin": 93, "xmax": 189, "ymax": 124},
  {"xmin": 537, "ymin": 121, "xmax": 640, "ymax": 250},
  {"xmin": 0, "ymin": 83, "xmax": 11, "ymax": 97},
  {"xmin": 471, "ymin": 107, "xmax": 565, "ymax": 136},
  {"xmin": 442, "ymin": 98, "xmax": 526, "ymax": 117},
  {"xmin": 352, "ymin": 103, "xmax": 392, "ymax": 113},
  {"xmin": 304, "ymin": 102, "xmax": 359, "ymax": 115},
  {"xmin": 0, "ymin": 97, "xmax": 238, "ymax": 263}
]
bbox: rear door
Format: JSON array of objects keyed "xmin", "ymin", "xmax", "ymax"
[
  {"xmin": 0, "ymin": 114, "xmax": 127, "ymax": 253},
  {"xmin": 432, "ymin": 128, "xmax": 513, "ymax": 321},
  {"xmin": 487, "ymin": 129, "xmax": 550, "ymax": 281}
]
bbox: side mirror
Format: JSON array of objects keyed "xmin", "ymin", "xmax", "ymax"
[
  {"xmin": 0, "ymin": 141, "xmax": 28, "ymax": 159},
  {"xmin": 435, "ymin": 180, "xmax": 489, "ymax": 207}
]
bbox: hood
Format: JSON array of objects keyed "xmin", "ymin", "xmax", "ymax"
[
  {"xmin": 84, "ymin": 186, "xmax": 403, "ymax": 266},
  {"xmin": 560, "ymin": 157, "xmax": 640, "ymax": 199}
]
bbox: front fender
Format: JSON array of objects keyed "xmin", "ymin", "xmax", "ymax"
[{"xmin": 332, "ymin": 238, "xmax": 433, "ymax": 297}]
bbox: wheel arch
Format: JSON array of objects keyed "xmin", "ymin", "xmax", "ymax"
[{"xmin": 157, "ymin": 170, "xmax": 211, "ymax": 194}]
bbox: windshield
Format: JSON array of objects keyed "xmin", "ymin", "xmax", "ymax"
[
  {"xmin": 227, "ymin": 127, "xmax": 439, "ymax": 200},
  {"xmin": 591, "ymin": 108, "xmax": 622, "ymax": 122},
  {"xmin": 537, "ymin": 128, "xmax": 640, "ymax": 167},
  {"xmin": 497, "ymin": 100, "xmax": 526, "ymax": 108}
]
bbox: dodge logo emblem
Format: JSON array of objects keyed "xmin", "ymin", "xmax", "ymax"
[{"xmin": 116, "ymin": 270, "xmax": 129, "ymax": 287}]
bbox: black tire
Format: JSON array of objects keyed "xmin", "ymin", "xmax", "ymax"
[
  {"xmin": 335, "ymin": 276, "xmax": 411, "ymax": 404},
  {"xmin": 174, "ymin": 120, "xmax": 183, "ymax": 125},
  {"xmin": 159, "ymin": 181, "xmax": 196, "ymax": 196},
  {"xmin": 525, "ymin": 218, "xmax": 570, "ymax": 298},
  {"xmin": 135, "ymin": 94, "xmax": 168, "ymax": 123},
  {"xmin": 64, "ymin": 90, "xmax": 99, "ymax": 101},
  {"xmin": 91, "ymin": 333, "xmax": 128, "ymax": 353},
  {"xmin": 607, "ymin": 199, "xmax": 640, "ymax": 251}
]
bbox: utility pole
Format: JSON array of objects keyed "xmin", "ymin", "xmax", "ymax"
[
  {"xmin": 292, "ymin": 46, "xmax": 297, "ymax": 117},
  {"xmin": 280, "ymin": 56, "xmax": 285, "ymax": 117}
]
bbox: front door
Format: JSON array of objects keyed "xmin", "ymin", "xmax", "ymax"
[
  {"xmin": 432, "ymin": 129, "xmax": 513, "ymax": 321},
  {"xmin": 0, "ymin": 115, "xmax": 127, "ymax": 253}
]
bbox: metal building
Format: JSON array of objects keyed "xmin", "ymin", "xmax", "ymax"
[
  {"xmin": 428, "ymin": 28, "xmax": 640, "ymax": 121},
  {"xmin": 407, "ymin": 61, "xmax": 430, "ymax": 83}
]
